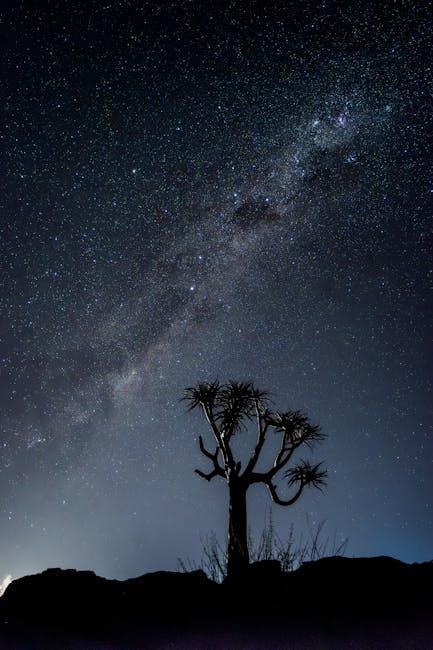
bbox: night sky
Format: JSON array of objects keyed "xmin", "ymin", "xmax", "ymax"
[{"xmin": 1, "ymin": 1, "xmax": 432, "ymax": 584}]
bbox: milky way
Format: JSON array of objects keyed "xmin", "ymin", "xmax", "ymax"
[{"xmin": 1, "ymin": 1, "xmax": 432, "ymax": 580}]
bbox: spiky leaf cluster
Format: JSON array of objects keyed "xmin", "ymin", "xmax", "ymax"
[
  {"xmin": 184, "ymin": 380, "xmax": 268, "ymax": 436},
  {"xmin": 267, "ymin": 410, "xmax": 325, "ymax": 447},
  {"xmin": 184, "ymin": 381, "xmax": 221, "ymax": 410},
  {"xmin": 285, "ymin": 460, "xmax": 327, "ymax": 490}
]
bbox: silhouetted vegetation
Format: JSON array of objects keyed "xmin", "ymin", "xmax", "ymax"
[
  {"xmin": 184, "ymin": 380, "xmax": 327, "ymax": 577},
  {"xmin": 178, "ymin": 513, "xmax": 348, "ymax": 582}
]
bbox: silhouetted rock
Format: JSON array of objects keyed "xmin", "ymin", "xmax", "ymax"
[
  {"xmin": 0, "ymin": 557, "xmax": 432, "ymax": 648},
  {"xmin": 293, "ymin": 555, "xmax": 433, "ymax": 618},
  {"xmin": 224, "ymin": 558, "xmax": 284, "ymax": 591},
  {"xmin": 246, "ymin": 559, "xmax": 282, "ymax": 576}
]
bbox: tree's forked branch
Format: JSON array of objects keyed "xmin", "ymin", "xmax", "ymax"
[
  {"xmin": 265, "ymin": 479, "xmax": 305, "ymax": 506},
  {"xmin": 198, "ymin": 435, "xmax": 219, "ymax": 461},
  {"xmin": 203, "ymin": 404, "xmax": 236, "ymax": 472},
  {"xmin": 195, "ymin": 468, "xmax": 221, "ymax": 482},
  {"xmin": 244, "ymin": 400, "xmax": 269, "ymax": 476},
  {"xmin": 271, "ymin": 435, "xmax": 305, "ymax": 476},
  {"xmin": 252, "ymin": 459, "xmax": 327, "ymax": 503},
  {"xmin": 195, "ymin": 435, "xmax": 225, "ymax": 481}
]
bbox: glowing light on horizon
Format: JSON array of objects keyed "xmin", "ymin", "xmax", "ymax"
[{"xmin": 0, "ymin": 575, "xmax": 12, "ymax": 597}]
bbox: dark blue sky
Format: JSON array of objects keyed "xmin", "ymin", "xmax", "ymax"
[{"xmin": 1, "ymin": 0, "xmax": 432, "ymax": 582}]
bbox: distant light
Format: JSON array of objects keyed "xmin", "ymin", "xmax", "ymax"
[{"xmin": 0, "ymin": 575, "xmax": 12, "ymax": 598}]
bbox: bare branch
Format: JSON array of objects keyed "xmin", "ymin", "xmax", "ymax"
[
  {"xmin": 198, "ymin": 435, "xmax": 218, "ymax": 461},
  {"xmin": 196, "ymin": 436, "xmax": 225, "ymax": 480},
  {"xmin": 244, "ymin": 401, "xmax": 269, "ymax": 476},
  {"xmin": 202, "ymin": 406, "xmax": 226, "ymax": 455},
  {"xmin": 248, "ymin": 435, "xmax": 304, "ymax": 483},
  {"xmin": 203, "ymin": 404, "xmax": 236, "ymax": 472},
  {"xmin": 195, "ymin": 468, "xmax": 221, "ymax": 482},
  {"xmin": 271, "ymin": 436, "xmax": 304, "ymax": 476},
  {"xmin": 248, "ymin": 410, "xmax": 325, "ymax": 480},
  {"xmin": 266, "ymin": 479, "xmax": 305, "ymax": 506}
]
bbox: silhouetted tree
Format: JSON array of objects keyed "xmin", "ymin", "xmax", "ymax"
[{"xmin": 184, "ymin": 381, "xmax": 327, "ymax": 578}]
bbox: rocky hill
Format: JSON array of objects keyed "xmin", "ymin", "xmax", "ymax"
[{"xmin": 0, "ymin": 556, "xmax": 432, "ymax": 648}]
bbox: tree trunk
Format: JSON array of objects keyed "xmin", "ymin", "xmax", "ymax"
[{"xmin": 226, "ymin": 481, "xmax": 249, "ymax": 578}]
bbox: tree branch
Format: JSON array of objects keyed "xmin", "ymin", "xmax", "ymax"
[
  {"xmin": 203, "ymin": 404, "xmax": 235, "ymax": 472},
  {"xmin": 261, "ymin": 412, "xmax": 325, "ymax": 479},
  {"xmin": 270, "ymin": 436, "xmax": 305, "ymax": 477},
  {"xmin": 195, "ymin": 435, "xmax": 225, "ymax": 480},
  {"xmin": 266, "ymin": 479, "xmax": 305, "ymax": 506},
  {"xmin": 244, "ymin": 401, "xmax": 269, "ymax": 476},
  {"xmin": 198, "ymin": 435, "xmax": 218, "ymax": 461},
  {"xmin": 195, "ymin": 468, "xmax": 221, "ymax": 482}
]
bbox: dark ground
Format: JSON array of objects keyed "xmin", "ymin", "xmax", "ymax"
[{"xmin": 1, "ymin": 556, "xmax": 432, "ymax": 648}]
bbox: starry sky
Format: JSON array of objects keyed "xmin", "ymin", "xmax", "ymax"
[{"xmin": 1, "ymin": 1, "xmax": 432, "ymax": 582}]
